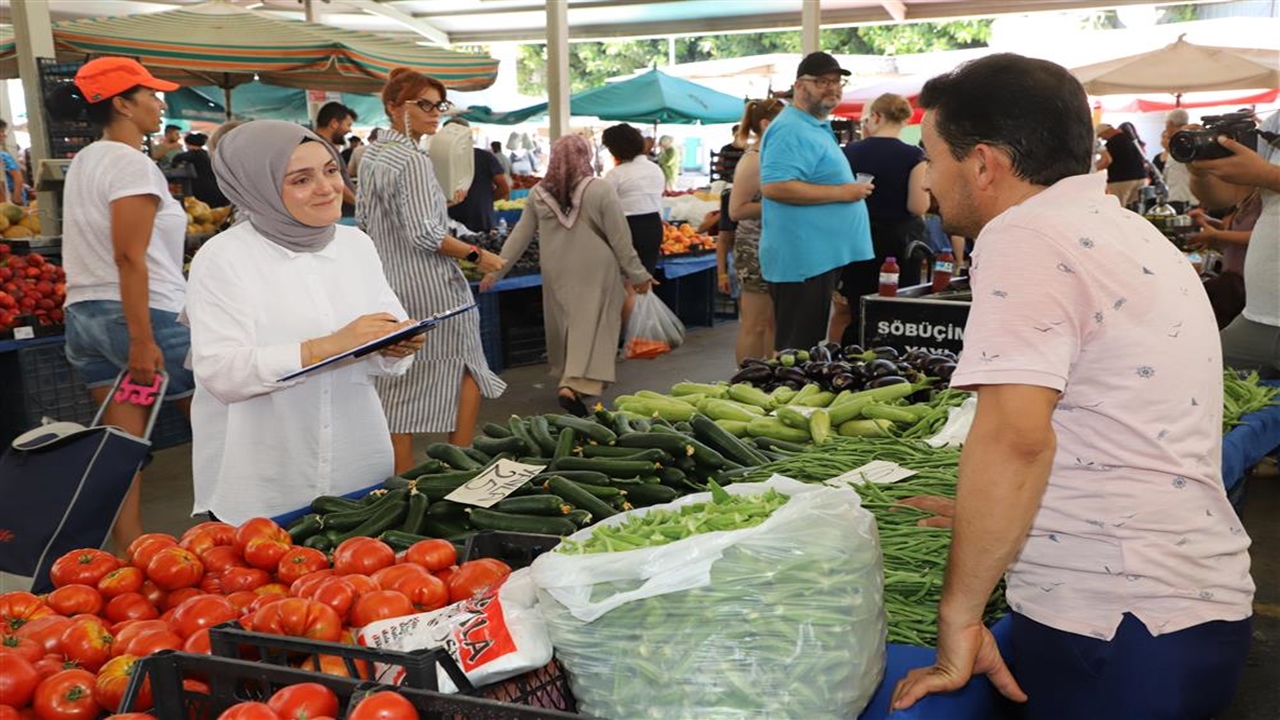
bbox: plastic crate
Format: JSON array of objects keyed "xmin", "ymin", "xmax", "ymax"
[
  {"xmin": 38, "ymin": 59, "xmax": 100, "ymax": 159},
  {"xmin": 122, "ymin": 650, "xmax": 582, "ymax": 720},
  {"xmin": 470, "ymin": 289, "xmax": 503, "ymax": 374},
  {"xmin": 714, "ymin": 294, "xmax": 739, "ymax": 320},
  {"xmin": 462, "ymin": 531, "xmax": 562, "ymax": 569}
]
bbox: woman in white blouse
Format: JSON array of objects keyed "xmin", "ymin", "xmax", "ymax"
[
  {"xmin": 185, "ymin": 120, "xmax": 424, "ymax": 524},
  {"xmin": 602, "ymin": 123, "xmax": 667, "ymax": 325}
]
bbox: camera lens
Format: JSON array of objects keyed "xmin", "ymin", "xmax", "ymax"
[{"xmin": 1168, "ymin": 130, "xmax": 1201, "ymax": 163}]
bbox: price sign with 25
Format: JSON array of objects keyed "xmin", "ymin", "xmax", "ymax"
[{"xmin": 445, "ymin": 459, "xmax": 547, "ymax": 508}]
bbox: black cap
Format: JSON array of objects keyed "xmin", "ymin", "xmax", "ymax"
[{"xmin": 796, "ymin": 52, "xmax": 850, "ymax": 79}]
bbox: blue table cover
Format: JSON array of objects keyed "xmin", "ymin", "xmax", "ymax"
[{"xmin": 1221, "ymin": 380, "xmax": 1280, "ymax": 492}]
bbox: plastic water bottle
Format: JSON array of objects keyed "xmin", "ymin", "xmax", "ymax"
[
  {"xmin": 931, "ymin": 252, "xmax": 955, "ymax": 294},
  {"xmin": 497, "ymin": 217, "xmax": 509, "ymax": 236},
  {"xmin": 879, "ymin": 256, "xmax": 901, "ymax": 297}
]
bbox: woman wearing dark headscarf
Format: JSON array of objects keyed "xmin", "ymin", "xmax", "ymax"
[
  {"xmin": 184, "ymin": 120, "xmax": 423, "ymax": 524},
  {"xmin": 480, "ymin": 135, "xmax": 653, "ymax": 415}
]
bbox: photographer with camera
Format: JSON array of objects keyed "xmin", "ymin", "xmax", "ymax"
[{"xmin": 1187, "ymin": 111, "xmax": 1280, "ymax": 378}]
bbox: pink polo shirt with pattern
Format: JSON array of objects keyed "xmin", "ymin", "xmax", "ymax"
[{"xmin": 951, "ymin": 171, "xmax": 1254, "ymax": 641}]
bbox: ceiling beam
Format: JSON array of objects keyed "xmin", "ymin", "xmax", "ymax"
[
  {"xmin": 344, "ymin": 0, "xmax": 451, "ymax": 46},
  {"xmin": 880, "ymin": 1, "xmax": 908, "ymax": 22},
  {"xmin": 404, "ymin": 0, "xmax": 691, "ymax": 19}
]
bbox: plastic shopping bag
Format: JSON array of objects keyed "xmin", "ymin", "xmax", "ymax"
[
  {"xmin": 531, "ymin": 476, "xmax": 886, "ymax": 720},
  {"xmin": 624, "ymin": 292, "xmax": 685, "ymax": 359}
]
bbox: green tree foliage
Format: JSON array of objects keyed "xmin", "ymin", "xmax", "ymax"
[{"xmin": 516, "ymin": 20, "xmax": 992, "ymax": 96}]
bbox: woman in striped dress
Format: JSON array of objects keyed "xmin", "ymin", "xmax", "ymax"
[{"xmin": 357, "ymin": 68, "xmax": 507, "ymax": 472}]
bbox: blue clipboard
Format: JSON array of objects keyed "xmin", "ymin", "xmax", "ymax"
[{"xmin": 276, "ymin": 303, "xmax": 476, "ymax": 382}]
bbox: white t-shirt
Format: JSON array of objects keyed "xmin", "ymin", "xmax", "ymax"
[
  {"xmin": 184, "ymin": 222, "xmax": 412, "ymax": 524},
  {"xmin": 62, "ymin": 141, "xmax": 188, "ymax": 313},
  {"xmin": 604, "ymin": 158, "xmax": 665, "ymax": 216},
  {"xmin": 1243, "ymin": 112, "xmax": 1279, "ymax": 327}
]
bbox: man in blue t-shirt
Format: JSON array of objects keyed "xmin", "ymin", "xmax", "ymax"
[{"xmin": 760, "ymin": 52, "xmax": 874, "ymax": 351}]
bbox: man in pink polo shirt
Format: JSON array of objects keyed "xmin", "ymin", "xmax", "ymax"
[{"xmin": 891, "ymin": 54, "xmax": 1254, "ymax": 719}]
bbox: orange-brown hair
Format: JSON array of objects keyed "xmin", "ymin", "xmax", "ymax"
[
  {"xmin": 733, "ymin": 98, "xmax": 785, "ymax": 147},
  {"xmin": 868, "ymin": 93, "xmax": 912, "ymax": 124},
  {"xmin": 382, "ymin": 67, "xmax": 447, "ymax": 110}
]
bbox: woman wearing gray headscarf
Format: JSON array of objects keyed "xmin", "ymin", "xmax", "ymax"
[{"xmin": 184, "ymin": 120, "xmax": 424, "ymax": 524}]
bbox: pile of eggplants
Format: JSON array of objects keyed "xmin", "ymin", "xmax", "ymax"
[{"xmin": 728, "ymin": 343, "xmax": 958, "ymax": 399}]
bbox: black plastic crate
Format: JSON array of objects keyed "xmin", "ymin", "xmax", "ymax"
[
  {"xmin": 503, "ymin": 333, "xmax": 548, "ymax": 368},
  {"xmin": 714, "ymin": 294, "xmax": 738, "ymax": 320},
  {"xmin": 38, "ymin": 59, "xmax": 100, "ymax": 159},
  {"xmin": 462, "ymin": 531, "xmax": 562, "ymax": 570},
  {"xmin": 123, "ymin": 650, "xmax": 582, "ymax": 720}
]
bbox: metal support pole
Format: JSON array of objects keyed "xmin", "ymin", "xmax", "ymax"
[
  {"xmin": 801, "ymin": 0, "xmax": 821, "ymax": 56},
  {"xmin": 12, "ymin": 0, "xmax": 59, "ymax": 232},
  {"xmin": 546, "ymin": 0, "xmax": 570, "ymax": 142}
]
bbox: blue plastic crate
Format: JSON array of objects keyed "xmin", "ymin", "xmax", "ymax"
[{"xmin": 471, "ymin": 287, "xmax": 504, "ymax": 374}]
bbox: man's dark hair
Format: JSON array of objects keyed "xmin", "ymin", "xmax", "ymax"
[
  {"xmin": 316, "ymin": 101, "xmax": 357, "ymax": 128},
  {"xmin": 919, "ymin": 54, "xmax": 1093, "ymax": 186},
  {"xmin": 164, "ymin": 124, "xmax": 181, "ymax": 134},
  {"xmin": 491, "ymin": 141, "xmax": 502, "ymax": 152},
  {"xmin": 601, "ymin": 124, "xmax": 646, "ymax": 162}
]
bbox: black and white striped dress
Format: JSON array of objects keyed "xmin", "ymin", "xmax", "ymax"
[{"xmin": 357, "ymin": 128, "xmax": 505, "ymax": 433}]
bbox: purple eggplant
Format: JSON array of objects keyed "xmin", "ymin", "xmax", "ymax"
[
  {"xmin": 841, "ymin": 344, "xmax": 866, "ymax": 360},
  {"xmin": 730, "ymin": 364, "xmax": 774, "ymax": 385},
  {"xmin": 933, "ymin": 362, "xmax": 957, "ymax": 382},
  {"xmin": 865, "ymin": 358, "xmax": 899, "ymax": 379},
  {"xmin": 871, "ymin": 346, "xmax": 901, "ymax": 361},
  {"xmin": 774, "ymin": 366, "xmax": 810, "ymax": 386},
  {"xmin": 869, "ymin": 375, "xmax": 910, "ymax": 388},
  {"xmin": 830, "ymin": 373, "xmax": 857, "ymax": 391},
  {"xmin": 809, "ymin": 344, "xmax": 833, "ymax": 363},
  {"xmin": 740, "ymin": 357, "xmax": 771, "ymax": 369}
]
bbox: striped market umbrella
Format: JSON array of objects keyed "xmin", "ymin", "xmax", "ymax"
[{"xmin": 3, "ymin": 1, "xmax": 495, "ymax": 106}]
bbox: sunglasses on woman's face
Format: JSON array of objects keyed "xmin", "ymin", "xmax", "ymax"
[{"xmin": 411, "ymin": 98, "xmax": 452, "ymax": 113}]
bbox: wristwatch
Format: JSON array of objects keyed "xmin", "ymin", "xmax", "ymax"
[{"xmin": 465, "ymin": 245, "xmax": 481, "ymax": 262}]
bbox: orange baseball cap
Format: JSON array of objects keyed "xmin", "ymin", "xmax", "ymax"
[{"xmin": 74, "ymin": 57, "xmax": 179, "ymax": 103}]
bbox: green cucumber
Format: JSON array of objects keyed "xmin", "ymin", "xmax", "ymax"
[
  {"xmin": 398, "ymin": 490, "xmax": 429, "ymax": 534},
  {"xmin": 416, "ymin": 474, "xmax": 479, "ymax": 501},
  {"xmin": 770, "ymin": 386, "xmax": 798, "ymax": 404},
  {"xmin": 422, "ymin": 517, "xmax": 473, "ymax": 540},
  {"xmin": 746, "ymin": 416, "xmax": 811, "ymax": 443},
  {"xmin": 467, "ymin": 508, "xmax": 578, "ymax": 536},
  {"xmin": 795, "ymin": 391, "xmax": 837, "ymax": 408},
  {"xmin": 426, "ymin": 443, "xmax": 482, "ymax": 471},
  {"xmin": 494, "ymin": 495, "xmax": 571, "ymax": 516},
  {"xmin": 581, "ymin": 446, "xmax": 672, "ymax": 464},
  {"xmin": 618, "ymin": 400, "xmax": 696, "ymax": 422},
  {"xmin": 714, "ymin": 419, "xmax": 750, "ymax": 437},
  {"xmin": 303, "ymin": 535, "xmax": 332, "ymax": 552},
  {"xmin": 860, "ymin": 403, "xmax": 920, "ymax": 424},
  {"xmin": 622, "ymin": 483, "xmax": 680, "ymax": 507},
  {"xmin": 320, "ymin": 489, "xmax": 408, "ymax": 531},
  {"xmin": 837, "ymin": 418, "xmax": 895, "ymax": 438},
  {"xmin": 380, "ymin": 530, "xmax": 433, "ymax": 552},
  {"xmin": 529, "ymin": 415, "xmax": 559, "ymax": 456},
  {"xmin": 564, "ymin": 509, "xmax": 593, "ymax": 528},
  {"xmin": 671, "ymin": 382, "xmax": 728, "ymax": 398},
  {"xmin": 699, "ymin": 398, "xmax": 760, "ymax": 423},
  {"xmin": 549, "ymin": 414, "xmax": 617, "ymax": 445},
  {"xmin": 334, "ymin": 501, "xmax": 408, "ymax": 543},
  {"xmin": 690, "ymin": 414, "xmax": 769, "ymax": 467},
  {"xmin": 311, "ymin": 495, "xmax": 364, "ymax": 514},
  {"xmin": 426, "ymin": 500, "xmax": 469, "ymax": 519},
  {"xmin": 553, "ymin": 427, "xmax": 577, "ymax": 460},
  {"xmin": 286, "ymin": 514, "xmax": 324, "ymax": 543},
  {"xmin": 473, "ymin": 435, "xmax": 528, "ymax": 456},
  {"xmin": 616, "ymin": 432, "xmax": 694, "ymax": 457},
  {"xmin": 481, "ymin": 422, "xmax": 513, "ymax": 439},
  {"xmin": 550, "ymin": 478, "xmax": 624, "ymax": 499},
  {"xmin": 809, "ymin": 409, "xmax": 833, "ymax": 445},
  {"xmin": 775, "ymin": 406, "xmax": 811, "ymax": 430},
  {"xmin": 537, "ymin": 469, "xmax": 612, "ymax": 486},
  {"xmin": 752, "ymin": 436, "xmax": 810, "ymax": 454},
  {"xmin": 552, "ymin": 456, "xmax": 659, "ymax": 478},
  {"xmin": 612, "ymin": 412, "xmax": 635, "ymax": 436},
  {"xmin": 462, "ymin": 447, "xmax": 493, "ymax": 466},
  {"xmin": 727, "ymin": 383, "xmax": 775, "ymax": 410},
  {"xmin": 685, "ymin": 437, "xmax": 727, "ymax": 469},
  {"xmin": 547, "ymin": 476, "xmax": 619, "ymax": 520},
  {"xmin": 791, "ymin": 383, "xmax": 821, "ymax": 403},
  {"xmin": 381, "ymin": 475, "xmax": 414, "ymax": 490},
  {"xmin": 398, "ymin": 459, "xmax": 444, "ymax": 479}
]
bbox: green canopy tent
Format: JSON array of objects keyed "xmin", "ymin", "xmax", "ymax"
[
  {"xmin": 458, "ymin": 69, "xmax": 744, "ymax": 126},
  {"xmin": 165, "ymin": 82, "xmax": 388, "ymax": 127}
]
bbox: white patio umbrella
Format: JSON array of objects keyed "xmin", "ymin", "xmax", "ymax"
[{"xmin": 1071, "ymin": 36, "xmax": 1280, "ymax": 100}]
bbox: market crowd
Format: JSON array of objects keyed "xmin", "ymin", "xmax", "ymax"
[{"xmin": 35, "ymin": 48, "xmax": 1276, "ymax": 720}]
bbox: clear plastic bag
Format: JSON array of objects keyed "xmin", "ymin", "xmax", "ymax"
[
  {"xmin": 624, "ymin": 292, "xmax": 685, "ymax": 359},
  {"xmin": 531, "ymin": 477, "xmax": 886, "ymax": 719}
]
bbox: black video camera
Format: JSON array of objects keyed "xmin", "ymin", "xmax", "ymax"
[{"xmin": 1169, "ymin": 112, "xmax": 1261, "ymax": 163}]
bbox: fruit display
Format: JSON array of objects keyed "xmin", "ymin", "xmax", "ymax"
[
  {"xmin": 730, "ymin": 342, "xmax": 957, "ymax": 396},
  {"xmin": 510, "ymin": 173, "xmax": 539, "ymax": 190},
  {"xmin": 661, "ymin": 189, "xmax": 718, "ymax": 201},
  {"xmin": 184, "ymin": 197, "xmax": 232, "ymax": 238},
  {"xmin": 660, "ymin": 222, "xmax": 715, "ymax": 256},
  {"xmin": 494, "ymin": 198, "xmax": 526, "ymax": 211},
  {"xmin": 456, "ymin": 229, "xmax": 540, "ymax": 281},
  {"xmin": 0, "ymin": 201, "xmax": 42, "ymax": 239},
  {"xmin": 0, "ymin": 245, "xmax": 66, "ymax": 333}
]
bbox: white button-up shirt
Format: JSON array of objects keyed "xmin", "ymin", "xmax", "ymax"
[{"xmin": 184, "ymin": 223, "xmax": 412, "ymax": 524}]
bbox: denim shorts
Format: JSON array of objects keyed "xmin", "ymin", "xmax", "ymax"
[{"xmin": 64, "ymin": 300, "xmax": 195, "ymax": 398}]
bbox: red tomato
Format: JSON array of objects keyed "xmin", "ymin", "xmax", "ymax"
[
  {"xmin": 49, "ymin": 550, "xmax": 121, "ymax": 589},
  {"xmin": 93, "ymin": 654, "xmax": 151, "ymax": 713},
  {"xmin": 232, "ymin": 519, "xmax": 289, "ymax": 555},
  {"xmin": 15, "ymin": 616, "xmax": 70, "ymax": 657},
  {"xmin": 110, "ymin": 621, "xmax": 169, "ymax": 659},
  {"xmin": 244, "ymin": 594, "xmax": 286, "ymax": 616},
  {"xmin": 274, "ymin": 548, "xmax": 329, "ymax": 586},
  {"xmin": 370, "ymin": 564, "xmax": 428, "ymax": 591},
  {"xmin": 0, "ymin": 654, "xmax": 39, "ymax": 707},
  {"xmin": 267, "ymin": 683, "xmax": 339, "ymax": 720},
  {"xmin": 242, "ymin": 535, "xmax": 292, "ymax": 573},
  {"xmin": 390, "ymin": 574, "xmax": 448, "ymax": 614},
  {"xmin": 217, "ymin": 702, "xmax": 282, "ymax": 720},
  {"xmin": 313, "ymin": 654, "xmax": 370, "ymax": 679},
  {"xmin": 445, "ymin": 559, "xmax": 511, "ymax": 604},
  {"xmin": 297, "ymin": 578, "xmax": 356, "ymax": 623},
  {"xmin": 59, "ymin": 617, "xmax": 113, "ymax": 672},
  {"xmin": 287, "ymin": 570, "xmax": 335, "ymax": 598},
  {"xmin": 248, "ymin": 599, "xmax": 342, "ymax": 643},
  {"xmin": 0, "ymin": 593, "xmax": 54, "ymax": 633},
  {"xmin": 0, "ymin": 635, "xmax": 42, "ymax": 663},
  {"xmin": 223, "ymin": 592, "xmax": 258, "ymax": 615},
  {"xmin": 125, "ymin": 534, "xmax": 177, "ymax": 569},
  {"xmin": 169, "ymin": 595, "xmax": 237, "ymax": 639},
  {"xmin": 254, "ymin": 584, "xmax": 289, "ymax": 598},
  {"xmin": 332, "ymin": 538, "xmax": 395, "ymax": 577},
  {"xmin": 104, "ymin": 594, "xmax": 159, "ymax": 624},
  {"xmin": 118, "ymin": 628, "xmax": 181, "ymax": 658},
  {"xmin": 348, "ymin": 591, "xmax": 415, "ymax": 629},
  {"xmin": 31, "ymin": 655, "xmax": 76, "ymax": 680},
  {"xmin": 180, "ymin": 521, "xmax": 235, "ymax": 548},
  {"xmin": 433, "ymin": 566, "xmax": 458, "ymax": 587},
  {"xmin": 145, "ymin": 548, "xmax": 204, "ymax": 591},
  {"xmin": 182, "ymin": 628, "xmax": 211, "ymax": 655},
  {"xmin": 32, "ymin": 669, "xmax": 99, "ymax": 720},
  {"xmin": 347, "ymin": 690, "xmax": 419, "ymax": 720},
  {"xmin": 177, "ymin": 530, "xmax": 225, "ymax": 560},
  {"xmin": 138, "ymin": 582, "xmax": 166, "ymax": 611},
  {"xmin": 403, "ymin": 540, "xmax": 456, "ymax": 573},
  {"xmin": 0, "ymin": 706, "xmax": 19, "ymax": 720},
  {"xmin": 97, "ymin": 567, "xmax": 145, "ymax": 599},
  {"xmin": 198, "ymin": 546, "xmax": 248, "ymax": 574},
  {"xmin": 45, "ymin": 585, "xmax": 104, "ymax": 617},
  {"xmin": 343, "ymin": 575, "xmax": 379, "ymax": 598},
  {"xmin": 162, "ymin": 587, "xmax": 204, "ymax": 613},
  {"xmin": 219, "ymin": 568, "xmax": 271, "ymax": 594},
  {"xmin": 102, "ymin": 714, "xmax": 157, "ymax": 720}
]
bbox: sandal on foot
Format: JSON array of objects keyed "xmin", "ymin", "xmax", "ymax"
[{"xmin": 557, "ymin": 388, "xmax": 588, "ymax": 417}]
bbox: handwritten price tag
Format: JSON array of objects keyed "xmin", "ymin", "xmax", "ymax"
[
  {"xmin": 445, "ymin": 459, "xmax": 547, "ymax": 508},
  {"xmin": 825, "ymin": 460, "xmax": 917, "ymax": 487}
]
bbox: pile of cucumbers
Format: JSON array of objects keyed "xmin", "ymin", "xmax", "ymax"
[{"xmin": 286, "ymin": 409, "xmax": 772, "ymax": 553}]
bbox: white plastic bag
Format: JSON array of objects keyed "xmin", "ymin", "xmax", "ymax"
[
  {"xmin": 356, "ymin": 568, "xmax": 552, "ymax": 693},
  {"xmin": 623, "ymin": 292, "xmax": 685, "ymax": 359},
  {"xmin": 926, "ymin": 394, "xmax": 977, "ymax": 448},
  {"xmin": 531, "ymin": 477, "xmax": 886, "ymax": 719}
]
